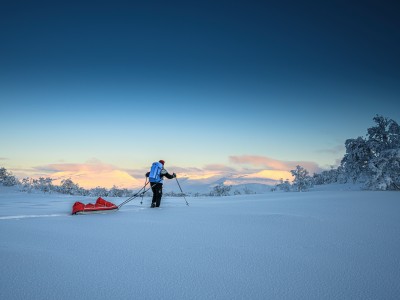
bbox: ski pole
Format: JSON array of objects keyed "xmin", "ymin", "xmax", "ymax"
[
  {"xmin": 141, "ymin": 177, "xmax": 148, "ymax": 205},
  {"xmin": 175, "ymin": 177, "xmax": 189, "ymax": 206}
]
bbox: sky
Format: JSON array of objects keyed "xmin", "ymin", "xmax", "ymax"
[{"xmin": 1, "ymin": 0, "xmax": 400, "ymax": 188}]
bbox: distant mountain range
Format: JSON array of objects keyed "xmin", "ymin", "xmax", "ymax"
[{"xmin": 163, "ymin": 175, "xmax": 274, "ymax": 194}]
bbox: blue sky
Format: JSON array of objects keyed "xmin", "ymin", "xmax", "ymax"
[{"xmin": 1, "ymin": 0, "xmax": 399, "ymax": 188}]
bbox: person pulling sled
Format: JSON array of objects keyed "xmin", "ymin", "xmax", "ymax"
[{"xmin": 146, "ymin": 160, "xmax": 176, "ymax": 208}]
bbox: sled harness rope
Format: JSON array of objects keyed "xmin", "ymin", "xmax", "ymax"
[{"xmin": 117, "ymin": 179, "xmax": 151, "ymax": 209}]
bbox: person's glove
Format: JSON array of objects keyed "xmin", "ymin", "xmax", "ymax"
[
  {"xmin": 172, "ymin": 173, "xmax": 176, "ymax": 178},
  {"xmin": 145, "ymin": 172, "xmax": 149, "ymax": 177}
]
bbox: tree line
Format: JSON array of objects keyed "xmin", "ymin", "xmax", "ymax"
[{"xmin": 0, "ymin": 172, "xmax": 135, "ymax": 197}]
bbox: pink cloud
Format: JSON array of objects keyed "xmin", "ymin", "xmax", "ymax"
[
  {"xmin": 35, "ymin": 159, "xmax": 115, "ymax": 174},
  {"xmin": 229, "ymin": 155, "xmax": 321, "ymax": 174}
]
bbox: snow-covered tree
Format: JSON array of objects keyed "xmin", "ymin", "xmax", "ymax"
[
  {"xmin": 365, "ymin": 148, "xmax": 400, "ymax": 190},
  {"xmin": 336, "ymin": 165, "xmax": 348, "ymax": 184},
  {"xmin": 57, "ymin": 178, "xmax": 81, "ymax": 195},
  {"xmin": 0, "ymin": 167, "xmax": 19, "ymax": 186},
  {"xmin": 109, "ymin": 185, "xmax": 124, "ymax": 197},
  {"xmin": 313, "ymin": 167, "xmax": 340, "ymax": 185},
  {"xmin": 341, "ymin": 137, "xmax": 372, "ymax": 183},
  {"xmin": 89, "ymin": 186, "xmax": 109, "ymax": 197},
  {"xmin": 164, "ymin": 191, "xmax": 187, "ymax": 197},
  {"xmin": 32, "ymin": 177, "xmax": 54, "ymax": 193},
  {"xmin": 291, "ymin": 165, "xmax": 313, "ymax": 192},
  {"xmin": 0, "ymin": 167, "xmax": 7, "ymax": 182},
  {"xmin": 367, "ymin": 115, "xmax": 400, "ymax": 154},
  {"xmin": 363, "ymin": 116, "xmax": 400, "ymax": 190},
  {"xmin": 210, "ymin": 183, "xmax": 231, "ymax": 196},
  {"xmin": 20, "ymin": 177, "xmax": 33, "ymax": 192},
  {"xmin": 339, "ymin": 115, "xmax": 400, "ymax": 190},
  {"xmin": 276, "ymin": 178, "xmax": 291, "ymax": 192}
]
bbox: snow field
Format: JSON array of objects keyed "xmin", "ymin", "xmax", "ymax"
[{"xmin": 0, "ymin": 187, "xmax": 399, "ymax": 299}]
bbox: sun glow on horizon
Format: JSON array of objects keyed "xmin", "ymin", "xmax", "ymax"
[
  {"xmin": 50, "ymin": 170, "xmax": 141, "ymax": 189},
  {"xmin": 9, "ymin": 158, "xmax": 301, "ymax": 190},
  {"xmin": 178, "ymin": 172, "xmax": 222, "ymax": 180},
  {"xmin": 16, "ymin": 160, "xmax": 145, "ymax": 189},
  {"xmin": 243, "ymin": 170, "xmax": 293, "ymax": 181}
]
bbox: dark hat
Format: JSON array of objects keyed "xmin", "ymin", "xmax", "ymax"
[{"xmin": 159, "ymin": 160, "xmax": 165, "ymax": 165}]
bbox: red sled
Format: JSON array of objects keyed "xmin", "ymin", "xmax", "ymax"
[{"xmin": 72, "ymin": 197, "xmax": 118, "ymax": 215}]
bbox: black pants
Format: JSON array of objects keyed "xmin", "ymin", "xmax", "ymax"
[{"xmin": 150, "ymin": 183, "xmax": 163, "ymax": 207}]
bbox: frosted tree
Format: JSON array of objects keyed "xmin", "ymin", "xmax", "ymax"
[
  {"xmin": 341, "ymin": 137, "xmax": 372, "ymax": 183},
  {"xmin": 0, "ymin": 167, "xmax": 19, "ymax": 186},
  {"xmin": 367, "ymin": 115, "xmax": 400, "ymax": 154},
  {"xmin": 109, "ymin": 185, "xmax": 122, "ymax": 197},
  {"xmin": 366, "ymin": 149, "xmax": 400, "ymax": 190},
  {"xmin": 210, "ymin": 183, "xmax": 231, "ymax": 196},
  {"xmin": 32, "ymin": 177, "xmax": 54, "ymax": 193},
  {"xmin": 58, "ymin": 178, "xmax": 81, "ymax": 195},
  {"xmin": 90, "ymin": 186, "xmax": 109, "ymax": 197},
  {"xmin": 108, "ymin": 186, "xmax": 131, "ymax": 197},
  {"xmin": 20, "ymin": 177, "xmax": 33, "ymax": 192},
  {"xmin": 276, "ymin": 178, "xmax": 291, "ymax": 192},
  {"xmin": 0, "ymin": 167, "xmax": 7, "ymax": 182},
  {"xmin": 364, "ymin": 115, "xmax": 400, "ymax": 190},
  {"xmin": 340, "ymin": 115, "xmax": 400, "ymax": 190},
  {"xmin": 313, "ymin": 167, "xmax": 340, "ymax": 185},
  {"xmin": 291, "ymin": 165, "xmax": 313, "ymax": 192},
  {"xmin": 336, "ymin": 165, "xmax": 348, "ymax": 184}
]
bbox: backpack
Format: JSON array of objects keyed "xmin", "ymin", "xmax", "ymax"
[{"xmin": 149, "ymin": 162, "xmax": 162, "ymax": 182}]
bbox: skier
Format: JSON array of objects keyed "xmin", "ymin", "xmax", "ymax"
[{"xmin": 146, "ymin": 160, "xmax": 176, "ymax": 208}]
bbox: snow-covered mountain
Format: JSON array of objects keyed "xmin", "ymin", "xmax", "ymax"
[{"xmin": 162, "ymin": 175, "xmax": 274, "ymax": 194}]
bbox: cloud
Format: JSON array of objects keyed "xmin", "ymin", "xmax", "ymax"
[
  {"xmin": 169, "ymin": 166, "xmax": 230, "ymax": 182},
  {"xmin": 230, "ymin": 155, "xmax": 288, "ymax": 170},
  {"xmin": 34, "ymin": 160, "xmax": 141, "ymax": 188},
  {"xmin": 229, "ymin": 155, "xmax": 321, "ymax": 174},
  {"xmin": 242, "ymin": 170, "xmax": 293, "ymax": 181},
  {"xmin": 0, "ymin": 157, "xmax": 8, "ymax": 160}
]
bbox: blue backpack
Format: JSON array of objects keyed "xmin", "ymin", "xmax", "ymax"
[{"xmin": 149, "ymin": 162, "xmax": 163, "ymax": 183}]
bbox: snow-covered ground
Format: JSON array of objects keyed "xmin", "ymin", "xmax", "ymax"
[{"xmin": 0, "ymin": 186, "xmax": 399, "ymax": 300}]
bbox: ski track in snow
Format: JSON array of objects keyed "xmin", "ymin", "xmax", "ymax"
[{"xmin": 0, "ymin": 214, "xmax": 65, "ymax": 220}]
